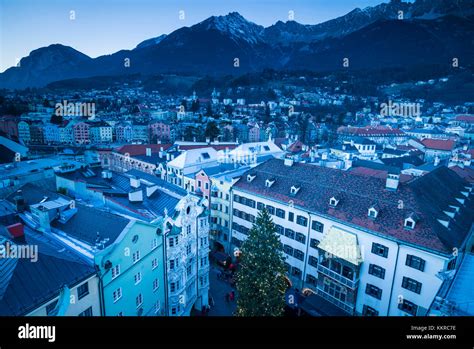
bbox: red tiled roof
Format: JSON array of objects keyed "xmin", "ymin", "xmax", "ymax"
[
  {"xmin": 116, "ymin": 144, "xmax": 172, "ymax": 156},
  {"xmin": 178, "ymin": 144, "xmax": 237, "ymax": 151},
  {"xmin": 234, "ymin": 159, "xmax": 473, "ymax": 254},
  {"xmin": 288, "ymin": 141, "xmax": 304, "ymax": 153},
  {"xmin": 450, "ymin": 166, "xmax": 474, "ymax": 183},
  {"xmin": 420, "ymin": 139, "xmax": 455, "ymax": 151},
  {"xmin": 349, "ymin": 167, "xmax": 412, "ymax": 183},
  {"xmin": 454, "ymin": 115, "xmax": 474, "ymax": 123},
  {"xmin": 338, "ymin": 126, "xmax": 405, "ymax": 136}
]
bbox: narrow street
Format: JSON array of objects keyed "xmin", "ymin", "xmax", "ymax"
[{"xmin": 208, "ymin": 264, "xmax": 237, "ymax": 316}]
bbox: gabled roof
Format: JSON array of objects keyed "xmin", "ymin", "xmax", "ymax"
[
  {"xmin": 167, "ymin": 147, "xmax": 218, "ymax": 169},
  {"xmin": 234, "ymin": 159, "xmax": 473, "ymax": 255}
]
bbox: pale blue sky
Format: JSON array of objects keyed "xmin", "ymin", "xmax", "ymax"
[{"xmin": 0, "ymin": 0, "xmax": 389, "ymax": 72}]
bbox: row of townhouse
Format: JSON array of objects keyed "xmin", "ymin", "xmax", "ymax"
[
  {"xmin": 16, "ymin": 120, "xmax": 171, "ymax": 145},
  {"xmin": 224, "ymin": 158, "xmax": 474, "ymax": 316},
  {"xmin": 0, "ymin": 170, "xmax": 210, "ymax": 316}
]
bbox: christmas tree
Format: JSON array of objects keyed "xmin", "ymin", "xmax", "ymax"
[{"xmin": 235, "ymin": 208, "xmax": 288, "ymax": 316}]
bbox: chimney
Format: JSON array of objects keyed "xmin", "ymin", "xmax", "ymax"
[
  {"xmin": 146, "ymin": 147, "xmax": 152, "ymax": 157},
  {"xmin": 386, "ymin": 173, "xmax": 400, "ymax": 191},
  {"xmin": 322, "ymin": 152, "xmax": 328, "ymax": 161},
  {"xmin": 128, "ymin": 189, "xmax": 143, "ymax": 202},
  {"xmin": 13, "ymin": 190, "xmax": 26, "ymax": 213},
  {"xmin": 31, "ymin": 205, "xmax": 52, "ymax": 233},
  {"xmin": 166, "ymin": 153, "xmax": 171, "ymax": 161},
  {"xmin": 146, "ymin": 185, "xmax": 158, "ymax": 198},
  {"xmin": 206, "ymin": 137, "xmax": 210, "ymax": 144},
  {"xmin": 284, "ymin": 158, "xmax": 294, "ymax": 167},
  {"xmin": 6, "ymin": 223, "xmax": 24, "ymax": 239},
  {"xmin": 130, "ymin": 176, "xmax": 141, "ymax": 188},
  {"xmin": 434, "ymin": 156, "xmax": 440, "ymax": 166}
]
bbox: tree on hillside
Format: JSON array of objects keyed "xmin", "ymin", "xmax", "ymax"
[
  {"xmin": 204, "ymin": 121, "xmax": 220, "ymax": 141},
  {"xmin": 235, "ymin": 209, "xmax": 288, "ymax": 316}
]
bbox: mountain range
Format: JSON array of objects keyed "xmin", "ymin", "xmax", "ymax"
[{"xmin": 1, "ymin": 0, "xmax": 473, "ymax": 89}]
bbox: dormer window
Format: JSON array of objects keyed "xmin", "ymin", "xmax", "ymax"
[
  {"xmin": 368, "ymin": 206, "xmax": 378, "ymax": 219},
  {"xmin": 329, "ymin": 197, "xmax": 339, "ymax": 207},
  {"xmin": 290, "ymin": 185, "xmax": 301, "ymax": 196},
  {"xmin": 247, "ymin": 173, "xmax": 256, "ymax": 182},
  {"xmin": 265, "ymin": 178, "xmax": 275, "ymax": 188},
  {"xmin": 404, "ymin": 213, "xmax": 418, "ymax": 230}
]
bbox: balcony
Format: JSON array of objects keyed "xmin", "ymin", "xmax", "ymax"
[
  {"xmin": 317, "ymin": 263, "xmax": 359, "ymax": 289},
  {"xmin": 316, "ymin": 288, "xmax": 354, "ymax": 314}
]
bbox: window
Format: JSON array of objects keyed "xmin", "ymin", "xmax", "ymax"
[
  {"xmin": 132, "ymin": 251, "xmax": 140, "ymax": 263},
  {"xmin": 405, "ymin": 255, "xmax": 425, "ymax": 272},
  {"xmin": 266, "ymin": 205, "xmax": 275, "ymax": 215},
  {"xmin": 276, "ymin": 208, "xmax": 285, "ymax": 219},
  {"xmin": 306, "ymin": 274, "xmax": 317, "ymax": 286},
  {"xmin": 296, "ymin": 215, "xmax": 308, "ymax": 227},
  {"xmin": 46, "ymin": 300, "xmax": 58, "ymax": 316},
  {"xmin": 283, "ymin": 245, "xmax": 294, "ymax": 256},
  {"xmin": 152, "ymin": 258, "xmax": 158, "ymax": 270},
  {"xmin": 186, "ymin": 244, "xmax": 192, "ymax": 255},
  {"xmin": 311, "ymin": 221, "xmax": 324, "ymax": 233},
  {"xmin": 368, "ymin": 264, "xmax": 386, "ymax": 279},
  {"xmin": 447, "ymin": 258, "xmax": 456, "ymax": 270},
  {"xmin": 310, "ymin": 238, "xmax": 320, "ymax": 249},
  {"xmin": 398, "ymin": 299, "xmax": 418, "ymax": 316},
  {"xmin": 288, "ymin": 212, "xmax": 294, "ymax": 222},
  {"xmin": 78, "ymin": 307, "xmax": 93, "ymax": 317},
  {"xmin": 200, "ymin": 256, "xmax": 208, "ymax": 267},
  {"xmin": 265, "ymin": 179, "xmax": 275, "ymax": 187},
  {"xmin": 291, "ymin": 267, "xmax": 302, "ymax": 279},
  {"xmin": 295, "ymin": 232, "xmax": 306, "ymax": 244},
  {"xmin": 404, "ymin": 218, "xmax": 416, "ymax": 229},
  {"xmin": 368, "ymin": 208, "xmax": 378, "ymax": 219},
  {"xmin": 170, "ymin": 259, "xmax": 176, "ymax": 270},
  {"xmin": 113, "ymin": 288, "xmax": 122, "ymax": 303},
  {"xmin": 402, "ymin": 277, "xmax": 422, "ymax": 294},
  {"xmin": 151, "ymin": 238, "xmax": 158, "ymax": 250},
  {"xmin": 362, "ymin": 305, "xmax": 379, "ymax": 316},
  {"xmin": 365, "ymin": 284, "xmax": 382, "ymax": 300},
  {"xmin": 170, "ymin": 282, "xmax": 176, "ymax": 293},
  {"xmin": 134, "ymin": 272, "xmax": 142, "ymax": 285},
  {"xmin": 308, "ymin": 255, "xmax": 318, "ymax": 267},
  {"xmin": 294, "ymin": 249, "xmax": 304, "ymax": 261},
  {"xmin": 257, "ymin": 202, "xmax": 265, "ymax": 210},
  {"xmin": 153, "ymin": 279, "xmax": 159, "ymax": 291},
  {"xmin": 111, "ymin": 265, "xmax": 120, "ymax": 279},
  {"xmin": 284, "ymin": 229, "xmax": 295, "ymax": 239},
  {"xmin": 371, "ymin": 243, "xmax": 389, "ymax": 258},
  {"xmin": 187, "ymin": 264, "xmax": 192, "ymax": 277},
  {"xmin": 168, "ymin": 238, "xmax": 174, "ymax": 247},
  {"xmin": 136, "ymin": 294, "xmax": 143, "ymax": 308},
  {"xmin": 77, "ymin": 282, "xmax": 89, "ymax": 300},
  {"xmin": 290, "ymin": 185, "xmax": 300, "ymax": 195},
  {"xmin": 275, "ymin": 224, "xmax": 284, "ymax": 235}
]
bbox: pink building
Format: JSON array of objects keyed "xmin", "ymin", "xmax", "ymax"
[
  {"xmin": 0, "ymin": 116, "xmax": 19, "ymax": 139},
  {"xmin": 73, "ymin": 122, "xmax": 90, "ymax": 144},
  {"xmin": 195, "ymin": 169, "xmax": 211, "ymax": 205},
  {"xmin": 248, "ymin": 124, "xmax": 261, "ymax": 143},
  {"xmin": 149, "ymin": 122, "xmax": 171, "ymax": 142}
]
